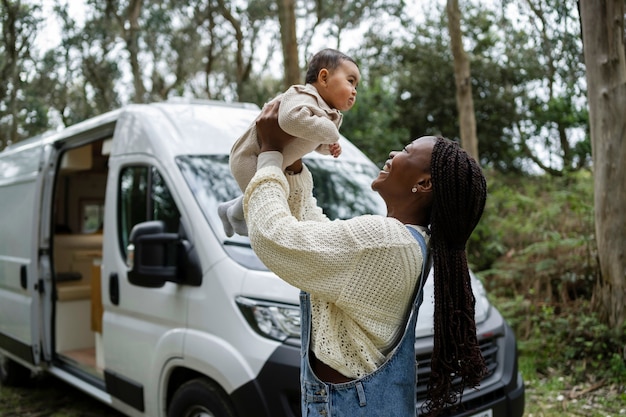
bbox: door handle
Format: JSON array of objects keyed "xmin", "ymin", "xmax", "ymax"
[{"xmin": 109, "ymin": 273, "xmax": 120, "ymax": 305}]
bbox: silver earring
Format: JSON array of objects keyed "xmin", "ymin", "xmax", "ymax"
[{"xmin": 411, "ymin": 187, "xmax": 418, "ymax": 193}]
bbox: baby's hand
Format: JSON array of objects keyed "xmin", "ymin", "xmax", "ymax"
[{"xmin": 329, "ymin": 143, "xmax": 342, "ymax": 158}]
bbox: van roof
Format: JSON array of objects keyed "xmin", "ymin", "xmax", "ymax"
[
  {"xmin": 113, "ymin": 100, "xmax": 374, "ymax": 164},
  {"xmin": 2, "ymin": 99, "xmax": 375, "ymax": 165}
]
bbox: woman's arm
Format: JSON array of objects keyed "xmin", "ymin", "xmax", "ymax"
[
  {"xmin": 244, "ymin": 102, "xmax": 361, "ymax": 297},
  {"xmin": 285, "ymin": 164, "xmax": 328, "ymax": 222}
]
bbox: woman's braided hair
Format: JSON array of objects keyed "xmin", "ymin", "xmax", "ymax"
[{"xmin": 423, "ymin": 137, "xmax": 488, "ymax": 416}]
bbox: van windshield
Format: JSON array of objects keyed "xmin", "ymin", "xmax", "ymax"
[{"xmin": 176, "ymin": 155, "xmax": 386, "ymax": 245}]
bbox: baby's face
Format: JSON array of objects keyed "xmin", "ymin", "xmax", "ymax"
[{"xmin": 320, "ymin": 60, "xmax": 360, "ymax": 111}]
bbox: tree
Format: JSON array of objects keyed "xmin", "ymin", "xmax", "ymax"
[
  {"xmin": 579, "ymin": 0, "xmax": 626, "ymax": 328},
  {"xmin": 341, "ymin": 78, "xmax": 410, "ymax": 167},
  {"xmin": 103, "ymin": 0, "xmax": 147, "ymax": 102},
  {"xmin": 509, "ymin": 0, "xmax": 590, "ymax": 176},
  {"xmin": 446, "ymin": 0, "xmax": 479, "ymax": 160},
  {"xmin": 298, "ymin": 0, "xmax": 403, "ymax": 57},
  {"xmin": 0, "ymin": 0, "xmax": 42, "ymax": 148},
  {"xmin": 357, "ymin": 4, "xmax": 528, "ymax": 171},
  {"xmin": 53, "ymin": 2, "xmax": 121, "ymax": 121},
  {"xmin": 214, "ymin": 0, "xmax": 266, "ymax": 101},
  {"xmin": 276, "ymin": 0, "xmax": 299, "ymax": 86}
]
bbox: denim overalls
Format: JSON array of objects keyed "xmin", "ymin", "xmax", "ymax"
[{"xmin": 300, "ymin": 227, "xmax": 430, "ymax": 417}]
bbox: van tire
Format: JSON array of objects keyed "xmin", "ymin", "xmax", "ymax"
[
  {"xmin": 0, "ymin": 353, "xmax": 32, "ymax": 386},
  {"xmin": 168, "ymin": 377, "xmax": 237, "ymax": 417}
]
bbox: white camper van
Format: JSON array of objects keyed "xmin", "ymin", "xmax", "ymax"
[{"xmin": 0, "ymin": 100, "xmax": 524, "ymax": 417}]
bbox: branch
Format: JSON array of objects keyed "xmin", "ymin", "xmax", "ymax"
[{"xmin": 515, "ymin": 122, "xmax": 563, "ymax": 176}]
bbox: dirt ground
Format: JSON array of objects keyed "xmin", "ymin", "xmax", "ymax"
[
  {"xmin": 0, "ymin": 375, "xmax": 122, "ymax": 417},
  {"xmin": 1, "ymin": 374, "xmax": 625, "ymax": 417}
]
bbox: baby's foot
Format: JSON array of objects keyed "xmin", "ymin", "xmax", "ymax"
[
  {"xmin": 228, "ymin": 205, "xmax": 248, "ymax": 236},
  {"xmin": 217, "ymin": 201, "xmax": 235, "ymax": 237}
]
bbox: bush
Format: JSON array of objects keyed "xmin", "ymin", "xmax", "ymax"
[
  {"xmin": 509, "ymin": 299, "xmax": 626, "ymax": 383},
  {"xmin": 472, "ymin": 169, "xmax": 596, "ymax": 305},
  {"xmin": 470, "ymin": 170, "xmax": 626, "ymax": 383}
]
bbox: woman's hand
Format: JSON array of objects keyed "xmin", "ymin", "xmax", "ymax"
[{"xmin": 256, "ymin": 100, "xmax": 295, "ymax": 153}]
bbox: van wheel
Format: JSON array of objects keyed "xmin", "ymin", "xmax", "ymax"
[
  {"xmin": 168, "ymin": 378, "xmax": 237, "ymax": 417},
  {"xmin": 0, "ymin": 353, "xmax": 32, "ymax": 386}
]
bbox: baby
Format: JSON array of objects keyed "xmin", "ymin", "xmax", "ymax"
[{"xmin": 218, "ymin": 48, "xmax": 360, "ymax": 237}]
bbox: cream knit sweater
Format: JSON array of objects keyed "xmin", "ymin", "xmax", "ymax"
[
  {"xmin": 243, "ymin": 152, "xmax": 429, "ymax": 379},
  {"xmin": 229, "ymin": 84, "xmax": 342, "ymax": 192}
]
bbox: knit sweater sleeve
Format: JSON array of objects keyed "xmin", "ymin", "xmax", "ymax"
[
  {"xmin": 243, "ymin": 153, "xmax": 421, "ymax": 303},
  {"xmin": 284, "ymin": 164, "xmax": 328, "ymax": 222},
  {"xmin": 278, "ymin": 86, "xmax": 342, "ymax": 147}
]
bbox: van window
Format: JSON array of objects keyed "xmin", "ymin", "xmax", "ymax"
[
  {"xmin": 81, "ymin": 200, "xmax": 105, "ymax": 233},
  {"xmin": 305, "ymin": 159, "xmax": 386, "ymax": 219},
  {"xmin": 118, "ymin": 166, "xmax": 181, "ymax": 258},
  {"xmin": 176, "ymin": 155, "xmax": 385, "ymax": 270},
  {"xmin": 176, "ymin": 155, "xmax": 385, "ymax": 231}
]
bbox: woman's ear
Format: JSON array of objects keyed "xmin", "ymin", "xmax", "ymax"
[{"xmin": 415, "ymin": 176, "xmax": 433, "ymax": 193}]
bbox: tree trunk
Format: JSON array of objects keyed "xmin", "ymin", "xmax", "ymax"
[
  {"xmin": 126, "ymin": 0, "xmax": 146, "ymax": 103},
  {"xmin": 579, "ymin": 0, "xmax": 626, "ymax": 328},
  {"xmin": 105, "ymin": 0, "xmax": 146, "ymax": 103},
  {"xmin": 217, "ymin": 0, "xmax": 245, "ymax": 98},
  {"xmin": 277, "ymin": 0, "xmax": 300, "ymax": 87},
  {"xmin": 446, "ymin": 0, "xmax": 479, "ymax": 161}
]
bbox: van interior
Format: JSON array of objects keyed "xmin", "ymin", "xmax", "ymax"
[{"xmin": 52, "ymin": 138, "xmax": 110, "ymax": 377}]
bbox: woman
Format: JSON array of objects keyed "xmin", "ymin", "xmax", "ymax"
[{"xmin": 243, "ymin": 101, "xmax": 488, "ymax": 416}]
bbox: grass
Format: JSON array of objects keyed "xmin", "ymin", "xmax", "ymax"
[
  {"xmin": 522, "ymin": 374, "xmax": 626, "ymax": 416},
  {"xmin": 519, "ymin": 345, "xmax": 626, "ymax": 417}
]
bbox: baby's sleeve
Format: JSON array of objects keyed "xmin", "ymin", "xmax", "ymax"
[{"xmin": 279, "ymin": 88, "xmax": 341, "ymax": 145}]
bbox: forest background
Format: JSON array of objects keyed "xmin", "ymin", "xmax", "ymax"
[{"xmin": 1, "ymin": 0, "xmax": 625, "ymax": 415}]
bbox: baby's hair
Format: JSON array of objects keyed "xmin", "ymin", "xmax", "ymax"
[
  {"xmin": 424, "ymin": 137, "xmax": 488, "ymax": 416},
  {"xmin": 304, "ymin": 48, "xmax": 357, "ymax": 84}
]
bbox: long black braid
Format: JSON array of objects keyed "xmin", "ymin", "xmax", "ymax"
[{"xmin": 423, "ymin": 137, "xmax": 488, "ymax": 416}]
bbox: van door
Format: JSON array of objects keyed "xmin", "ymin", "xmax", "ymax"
[
  {"xmin": 36, "ymin": 143, "xmax": 57, "ymax": 364},
  {"xmin": 0, "ymin": 141, "xmax": 51, "ymax": 368},
  {"xmin": 101, "ymin": 159, "xmax": 187, "ymax": 414}
]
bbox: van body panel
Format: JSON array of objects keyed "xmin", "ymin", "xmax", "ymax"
[
  {"xmin": 184, "ymin": 261, "xmax": 288, "ymax": 388},
  {"xmin": 230, "ymin": 343, "xmax": 301, "ymax": 417},
  {"xmin": 0, "ymin": 140, "xmax": 46, "ymax": 366},
  {"xmin": 47, "ymin": 365, "xmax": 113, "ymax": 404},
  {"xmin": 180, "ymin": 328, "xmax": 270, "ymax": 392},
  {"xmin": 239, "ymin": 270, "xmax": 300, "ymax": 306}
]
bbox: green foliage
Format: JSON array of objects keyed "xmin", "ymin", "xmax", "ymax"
[
  {"xmin": 349, "ymin": 0, "xmax": 590, "ymax": 175},
  {"xmin": 475, "ymin": 169, "xmax": 626, "ymax": 384},
  {"xmin": 510, "ymin": 299, "xmax": 626, "ymax": 383},
  {"xmin": 2, "ymin": 0, "xmax": 592, "ymax": 180},
  {"xmin": 0, "ymin": 0, "xmax": 44, "ymax": 147},
  {"xmin": 473, "ymin": 170, "xmax": 595, "ymax": 295},
  {"xmin": 341, "ymin": 79, "xmax": 410, "ymax": 167}
]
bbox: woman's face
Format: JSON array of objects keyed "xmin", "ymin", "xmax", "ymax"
[{"xmin": 371, "ymin": 136, "xmax": 436, "ymax": 202}]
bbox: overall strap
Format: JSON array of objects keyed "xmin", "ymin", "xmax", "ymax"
[
  {"xmin": 405, "ymin": 226, "xmax": 432, "ymax": 311},
  {"xmin": 383, "ymin": 226, "xmax": 432, "ymax": 355}
]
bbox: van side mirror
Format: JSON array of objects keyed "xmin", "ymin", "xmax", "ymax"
[{"xmin": 127, "ymin": 220, "xmax": 202, "ymax": 287}]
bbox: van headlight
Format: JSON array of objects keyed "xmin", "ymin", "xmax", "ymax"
[{"xmin": 236, "ymin": 296, "xmax": 301, "ymax": 341}]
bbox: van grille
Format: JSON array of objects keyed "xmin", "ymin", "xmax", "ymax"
[{"xmin": 416, "ymin": 336, "xmax": 499, "ymax": 398}]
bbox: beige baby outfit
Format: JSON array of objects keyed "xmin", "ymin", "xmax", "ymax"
[{"xmin": 218, "ymin": 83, "xmax": 343, "ymax": 237}]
